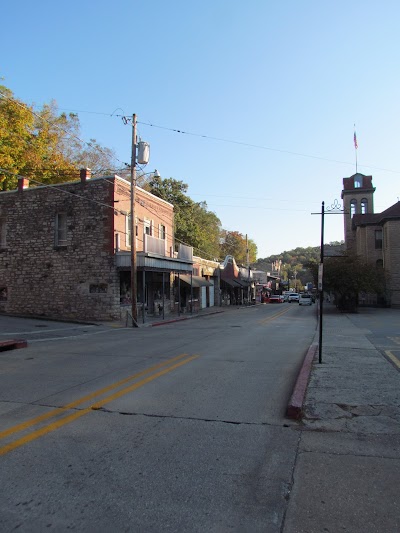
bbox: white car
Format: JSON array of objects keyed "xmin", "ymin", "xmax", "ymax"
[
  {"xmin": 299, "ymin": 294, "xmax": 312, "ymax": 306},
  {"xmin": 288, "ymin": 293, "xmax": 299, "ymax": 303}
]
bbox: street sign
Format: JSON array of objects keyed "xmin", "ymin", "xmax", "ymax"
[{"xmin": 318, "ymin": 263, "xmax": 323, "ymax": 291}]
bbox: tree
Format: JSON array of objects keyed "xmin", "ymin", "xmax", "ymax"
[
  {"xmin": 0, "ymin": 84, "xmax": 117, "ymax": 190},
  {"xmin": 323, "ymin": 254, "xmax": 384, "ymax": 311},
  {"xmin": 145, "ymin": 176, "xmax": 222, "ymax": 260},
  {"xmin": 220, "ymin": 230, "xmax": 257, "ymax": 264}
]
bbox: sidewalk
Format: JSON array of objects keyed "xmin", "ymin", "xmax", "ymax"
[{"xmin": 284, "ymin": 305, "xmax": 400, "ymax": 533}]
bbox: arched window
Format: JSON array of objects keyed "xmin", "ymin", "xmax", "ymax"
[
  {"xmin": 350, "ymin": 199, "xmax": 357, "ymax": 217},
  {"xmin": 361, "ymin": 198, "xmax": 368, "ymax": 214},
  {"xmin": 354, "ymin": 174, "xmax": 363, "ymax": 188}
]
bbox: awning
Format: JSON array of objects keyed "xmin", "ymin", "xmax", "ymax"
[
  {"xmin": 221, "ymin": 278, "xmax": 246, "ymax": 288},
  {"xmin": 178, "ymin": 274, "xmax": 213, "ymax": 288}
]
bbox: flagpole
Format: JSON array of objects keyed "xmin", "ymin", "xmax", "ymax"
[{"xmin": 354, "ymin": 125, "xmax": 358, "ymax": 173}]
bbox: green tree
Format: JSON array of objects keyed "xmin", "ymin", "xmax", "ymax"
[
  {"xmin": 323, "ymin": 254, "xmax": 384, "ymax": 311},
  {"xmin": 306, "ymin": 253, "xmax": 385, "ymax": 311},
  {"xmin": 145, "ymin": 176, "xmax": 222, "ymax": 260}
]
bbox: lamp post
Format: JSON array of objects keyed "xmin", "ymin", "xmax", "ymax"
[{"xmin": 312, "ymin": 199, "xmax": 346, "ymax": 363}]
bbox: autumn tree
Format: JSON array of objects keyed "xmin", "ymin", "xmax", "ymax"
[
  {"xmin": 220, "ymin": 230, "xmax": 257, "ymax": 264},
  {"xmin": 0, "ymin": 84, "xmax": 117, "ymax": 190}
]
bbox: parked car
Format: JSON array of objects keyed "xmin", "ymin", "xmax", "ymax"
[
  {"xmin": 288, "ymin": 293, "xmax": 299, "ymax": 303},
  {"xmin": 299, "ymin": 293, "xmax": 312, "ymax": 306},
  {"xmin": 269, "ymin": 295, "xmax": 283, "ymax": 303}
]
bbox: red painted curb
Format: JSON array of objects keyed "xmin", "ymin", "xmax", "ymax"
[
  {"xmin": 286, "ymin": 344, "xmax": 318, "ymax": 420},
  {"xmin": 0, "ymin": 339, "xmax": 28, "ymax": 351}
]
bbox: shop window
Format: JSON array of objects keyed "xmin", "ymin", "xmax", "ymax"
[
  {"xmin": 55, "ymin": 213, "xmax": 67, "ymax": 246},
  {"xmin": 375, "ymin": 229, "xmax": 383, "ymax": 249}
]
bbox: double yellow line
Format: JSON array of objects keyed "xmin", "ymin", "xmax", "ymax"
[
  {"xmin": 0, "ymin": 353, "xmax": 198, "ymax": 456},
  {"xmin": 258, "ymin": 305, "xmax": 292, "ymax": 325}
]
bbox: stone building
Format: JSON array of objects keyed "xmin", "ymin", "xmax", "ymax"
[
  {"xmin": 0, "ymin": 169, "xmax": 209, "ymax": 321},
  {"xmin": 341, "ymin": 172, "xmax": 400, "ymax": 307}
]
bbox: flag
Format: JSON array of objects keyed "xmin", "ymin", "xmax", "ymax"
[{"xmin": 354, "ymin": 131, "xmax": 358, "ymax": 149}]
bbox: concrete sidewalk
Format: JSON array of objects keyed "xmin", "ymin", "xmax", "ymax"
[{"xmin": 284, "ymin": 306, "xmax": 400, "ymax": 533}]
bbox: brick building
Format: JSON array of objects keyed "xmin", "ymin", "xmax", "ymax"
[
  {"xmin": 0, "ymin": 170, "xmax": 213, "ymax": 321},
  {"xmin": 341, "ymin": 172, "xmax": 400, "ymax": 307}
]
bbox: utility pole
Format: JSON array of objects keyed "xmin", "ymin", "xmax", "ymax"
[
  {"xmin": 130, "ymin": 114, "xmax": 138, "ymax": 327},
  {"xmin": 246, "ymin": 234, "xmax": 250, "ymax": 304},
  {"xmin": 318, "ymin": 201, "xmax": 325, "ymax": 363}
]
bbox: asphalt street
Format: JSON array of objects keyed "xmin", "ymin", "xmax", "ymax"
[{"xmin": 0, "ymin": 303, "xmax": 316, "ymax": 532}]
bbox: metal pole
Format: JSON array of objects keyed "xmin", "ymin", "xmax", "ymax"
[
  {"xmin": 142, "ymin": 270, "xmax": 145, "ymax": 324},
  {"xmin": 162, "ymin": 272, "xmax": 165, "ymax": 320},
  {"xmin": 178, "ymin": 274, "xmax": 181, "ymax": 316},
  {"xmin": 130, "ymin": 114, "xmax": 138, "ymax": 327},
  {"xmin": 318, "ymin": 201, "xmax": 325, "ymax": 364},
  {"xmin": 190, "ymin": 271, "xmax": 193, "ymax": 315}
]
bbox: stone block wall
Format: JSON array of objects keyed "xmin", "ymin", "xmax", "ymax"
[
  {"xmin": 383, "ymin": 220, "xmax": 400, "ymax": 307},
  {"xmin": 0, "ymin": 178, "xmax": 121, "ymax": 321}
]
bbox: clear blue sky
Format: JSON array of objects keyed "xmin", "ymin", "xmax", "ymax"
[{"xmin": 2, "ymin": 1, "xmax": 399, "ymax": 258}]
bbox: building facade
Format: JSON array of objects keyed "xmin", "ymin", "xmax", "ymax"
[
  {"xmin": 341, "ymin": 172, "xmax": 400, "ymax": 307},
  {"xmin": 0, "ymin": 170, "xmax": 201, "ymax": 321}
]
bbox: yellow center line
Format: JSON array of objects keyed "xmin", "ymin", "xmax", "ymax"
[
  {"xmin": 0, "ymin": 355, "xmax": 199, "ymax": 456},
  {"xmin": 0, "ymin": 353, "xmax": 190, "ymax": 440},
  {"xmin": 258, "ymin": 306, "xmax": 293, "ymax": 325},
  {"xmin": 385, "ymin": 350, "xmax": 400, "ymax": 369}
]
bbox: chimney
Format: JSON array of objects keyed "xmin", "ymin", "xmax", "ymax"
[
  {"xmin": 80, "ymin": 168, "xmax": 92, "ymax": 183},
  {"xmin": 18, "ymin": 177, "xmax": 29, "ymax": 192}
]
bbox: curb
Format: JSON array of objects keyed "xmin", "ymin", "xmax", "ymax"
[
  {"xmin": 150, "ymin": 309, "xmax": 225, "ymax": 327},
  {"xmin": 286, "ymin": 343, "xmax": 318, "ymax": 420}
]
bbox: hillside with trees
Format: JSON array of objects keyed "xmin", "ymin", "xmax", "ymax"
[{"xmin": 252, "ymin": 242, "xmax": 344, "ymax": 289}]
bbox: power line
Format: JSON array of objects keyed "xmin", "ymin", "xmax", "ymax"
[
  {"xmin": 19, "ymin": 103, "xmax": 399, "ymax": 175},
  {"xmin": 0, "ymin": 91, "xmax": 130, "ymax": 169}
]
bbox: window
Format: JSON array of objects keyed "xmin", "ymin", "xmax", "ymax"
[
  {"xmin": 375, "ymin": 229, "xmax": 383, "ymax": 249},
  {"xmin": 354, "ymin": 174, "xmax": 363, "ymax": 188},
  {"xmin": 376, "ymin": 259, "xmax": 383, "ymax": 268},
  {"xmin": 159, "ymin": 224, "xmax": 166, "ymax": 240},
  {"xmin": 0, "ymin": 217, "xmax": 6, "ymax": 248},
  {"xmin": 126, "ymin": 215, "xmax": 138, "ymax": 248},
  {"xmin": 350, "ymin": 199, "xmax": 357, "ymax": 217},
  {"xmin": 55, "ymin": 213, "xmax": 67, "ymax": 246},
  {"xmin": 144, "ymin": 219, "xmax": 152, "ymax": 236},
  {"xmin": 361, "ymin": 198, "xmax": 368, "ymax": 214}
]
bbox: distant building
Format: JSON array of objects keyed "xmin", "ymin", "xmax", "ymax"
[{"xmin": 341, "ymin": 173, "xmax": 400, "ymax": 307}]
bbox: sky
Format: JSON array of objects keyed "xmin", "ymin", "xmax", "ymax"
[{"xmin": 2, "ymin": 1, "xmax": 400, "ymax": 258}]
